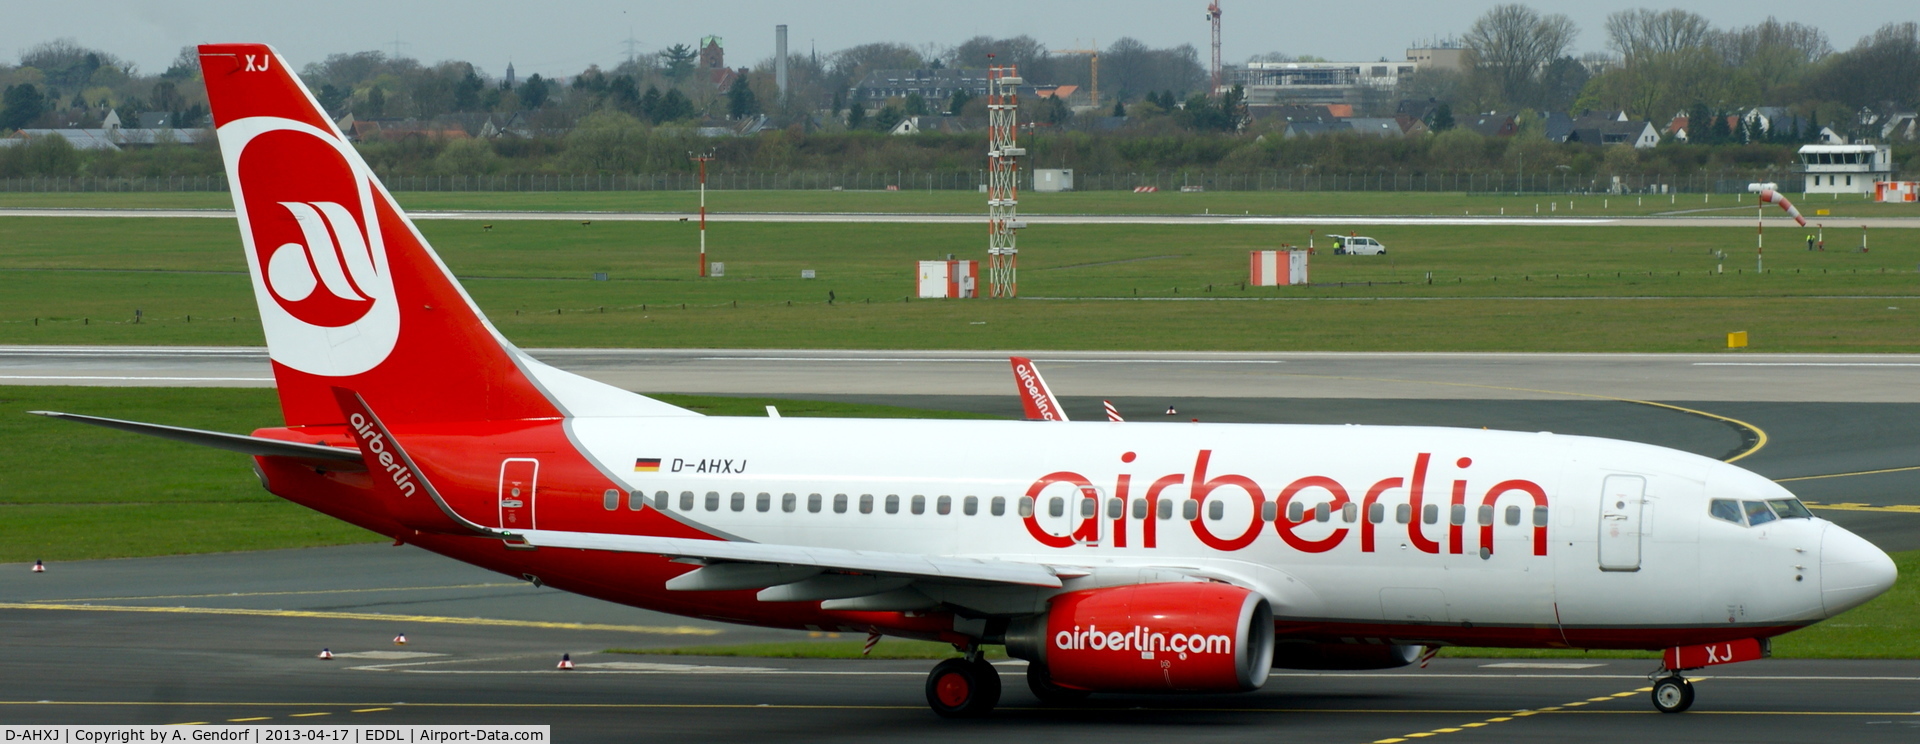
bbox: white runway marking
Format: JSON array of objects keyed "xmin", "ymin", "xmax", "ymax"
[{"xmin": 1694, "ymin": 363, "xmax": 1920, "ymax": 367}]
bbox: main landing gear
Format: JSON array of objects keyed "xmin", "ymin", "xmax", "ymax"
[
  {"xmin": 926, "ymin": 652, "xmax": 1001, "ymax": 718},
  {"xmin": 1650, "ymin": 672, "xmax": 1695, "ymax": 713}
]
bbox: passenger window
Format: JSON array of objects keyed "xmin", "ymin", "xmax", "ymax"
[
  {"xmin": 937, "ymin": 495, "xmax": 952, "ymax": 515},
  {"xmin": 910, "ymin": 495, "xmax": 925, "ymax": 515},
  {"xmin": 627, "ymin": 490, "xmax": 643, "ymax": 511},
  {"xmin": 1016, "ymin": 496, "xmax": 1032, "ymax": 517},
  {"xmin": 1287, "ymin": 502, "xmax": 1304, "ymax": 522},
  {"xmin": 680, "ymin": 491, "xmax": 695, "ymax": 511},
  {"xmin": 781, "ymin": 493, "xmax": 797, "ymax": 513},
  {"xmin": 1505, "ymin": 505, "xmax": 1521, "ymax": 526},
  {"xmin": 755, "ymin": 493, "xmax": 771, "ymax": 512},
  {"xmin": 603, "ymin": 489, "xmax": 620, "ymax": 511},
  {"xmin": 1423, "ymin": 504, "xmax": 1439, "ymax": 524},
  {"xmin": 886, "ymin": 495, "xmax": 901, "ymax": 514},
  {"xmin": 1080, "ymin": 497, "xmax": 1096, "ymax": 518},
  {"xmin": 1106, "ymin": 498, "xmax": 1123, "ymax": 519},
  {"xmin": 963, "ymin": 496, "xmax": 978, "ymax": 516},
  {"xmin": 1183, "ymin": 499, "xmax": 1200, "ymax": 521},
  {"xmin": 1532, "ymin": 506, "xmax": 1549, "ymax": 527},
  {"xmin": 1369, "ymin": 503, "xmax": 1385, "ymax": 524},
  {"xmin": 991, "ymin": 496, "xmax": 1006, "ymax": 516},
  {"xmin": 808, "ymin": 493, "xmax": 822, "ymax": 513},
  {"xmin": 1742, "ymin": 501, "xmax": 1777, "ymax": 526},
  {"xmin": 1396, "ymin": 503, "xmax": 1411, "ymax": 524},
  {"xmin": 859, "ymin": 494, "xmax": 873, "ymax": 514},
  {"xmin": 705, "ymin": 492, "xmax": 720, "ymax": 511},
  {"xmin": 1260, "ymin": 501, "xmax": 1277, "ymax": 522},
  {"xmin": 1048, "ymin": 497, "xmax": 1065, "ymax": 517},
  {"xmin": 1709, "ymin": 499, "xmax": 1743, "ymax": 525},
  {"xmin": 833, "ymin": 493, "xmax": 847, "ymax": 514},
  {"xmin": 1342, "ymin": 503, "xmax": 1358, "ymax": 523},
  {"xmin": 1132, "ymin": 499, "xmax": 1148, "ymax": 519},
  {"xmin": 652, "ymin": 491, "xmax": 668, "ymax": 510},
  {"xmin": 1208, "ymin": 500, "xmax": 1224, "ymax": 521},
  {"xmin": 1478, "ymin": 505, "xmax": 1494, "ymax": 526},
  {"xmin": 732, "ymin": 493, "xmax": 747, "ymax": 512},
  {"xmin": 1158, "ymin": 499, "xmax": 1174, "ymax": 520},
  {"xmin": 1315, "ymin": 504, "xmax": 1330, "ymax": 523},
  {"xmin": 1769, "ymin": 499, "xmax": 1812, "ymax": 520},
  {"xmin": 1449, "ymin": 504, "xmax": 1466, "ymax": 525}
]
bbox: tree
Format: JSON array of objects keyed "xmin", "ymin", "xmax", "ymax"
[
  {"xmin": 1112, "ymin": 99, "xmax": 1126, "ymax": 117},
  {"xmin": 947, "ymin": 88, "xmax": 971, "ymax": 116},
  {"xmin": 453, "ymin": 67, "xmax": 484, "ymax": 111},
  {"xmin": 362, "ymin": 86, "xmax": 385, "ymax": 117},
  {"xmin": 1, "ymin": 84, "xmax": 47, "ymax": 130},
  {"xmin": 434, "ymin": 138, "xmax": 500, "ymax": 175},
  {"xmin": 654, "ymin": 88, "xmax": 694, "ymax": 123},
  {"xmin": 1041, "ymin": 94, "xmax": 1070, "ymax": 126},
  {"xmin": 1809, "ymin": 22, "xmax": 1920, "ymax": 113},
  {"xmin": 727, "ymin": 75, "xmax": 759, "ymax": 119},
  {"xmin": 1463, "ymin": 4, "xmax": 1578, "ymax": 109},
  {"xmin": 904, "ymin": 92, "xmax": 928, "ymax": 116},
  {"xmin": 520, "ymin": 74, "xmax": 551, "ymax": 109},
  {"xmin": 639, "ymin": 86, "xmax": 663, "ymax": 121},
  {"xmin": 1606, "ymin": 9, "xmax": 1713, "ymax": 60},
  {"xmin": 1427, "ymin": 102, "xmax": 1456, "ymax": 131},
  {"xmin": 161, "ymin": 46, "xmax": 199, "ymax": 81},
  {"xmin": 563, "ymin": 110, "xmax": 648, "ymax": 172},
  {"xmin": 846, "ymin": 104, "xmax": 867, "ymax": 129},
  {"xmin": 872, "ymin": 103, "xmax": 904, "ymax": 131},
  {"xmin": 660, "ymin": 44, "xmax": 698, "ymax": 81},
  {"xmin": 316, "ymin": 84, "xmax": 349, "ymax": 115}
]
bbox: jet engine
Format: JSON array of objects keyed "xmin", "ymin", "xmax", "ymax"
[{"xmin": 1004, "ymin": 582, "xmax": 1274, "ymax": 693}]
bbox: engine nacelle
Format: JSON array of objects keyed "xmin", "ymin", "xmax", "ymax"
[
  {"xmin": 1270, "ymin": 641, "xmax": 1422, "ymax": 670},
  {"xmin": 1005, "ymin": 582, "xmax": 1274, "ymax": 693}
]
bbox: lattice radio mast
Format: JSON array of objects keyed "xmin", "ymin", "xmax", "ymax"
[
  {"xmin": 1206, "ymin": 1, "xmax": 1223, "ymax": 94},
  {"xmin": 987, "ymin": 58, "xmax": 1025, "ymax": 298}
]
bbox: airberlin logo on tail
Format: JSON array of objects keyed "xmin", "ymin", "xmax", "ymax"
[
  {"xmin": 347, "ymin": 412, "xmax": 418, "ymax": 498},
  {"xmin": 220, "ymin": 115, "xmax": 401, "ymax": 377}
]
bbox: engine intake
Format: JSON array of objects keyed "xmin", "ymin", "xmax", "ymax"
[{"xmin": 1005, "ymin": 582, "xmax": 1274, "ymax": 693}]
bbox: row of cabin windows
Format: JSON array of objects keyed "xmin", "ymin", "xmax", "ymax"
[{"xmin": 601, "ymin": 489, "xmax": 1548, "ymax": 527}]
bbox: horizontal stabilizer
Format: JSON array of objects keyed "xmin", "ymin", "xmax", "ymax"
[
  {"xmin": 30, "ymin": 411, "xmax": 364, "ymax": 466},
  {"xmin": 517, "ymin": 529, "xmax": 1064, "ymax": 589}
]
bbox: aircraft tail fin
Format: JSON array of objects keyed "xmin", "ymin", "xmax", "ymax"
[
  {"xmin": 1009, "ymin": 356, "xmax": 1069, "ymax": 421},
  {"xmin": 198, "ymin": 44, "xmax": 693, "ymax": 427}
]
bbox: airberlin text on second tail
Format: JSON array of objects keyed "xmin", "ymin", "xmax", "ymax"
[
  {"xmin": 1022, "ymin": 449, "xmax": 1551, "ymax": 557},
  {"xmin": 347, "ymin": 412, "xmax": 417, "ymax": 497}
]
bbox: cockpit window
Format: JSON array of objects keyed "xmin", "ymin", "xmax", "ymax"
[
  {"xmin": 1742, "ymin": 500, "xmax": 1777, "ymax": 526},
  {"xmin": 1709, "ymin": 499, "xmax": 1744, "ymax": 525},
  {"xmin": 1768, "ymin": 499, "xmax": 1813, "ymax": 520}
]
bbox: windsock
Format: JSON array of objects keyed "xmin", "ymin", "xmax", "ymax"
[
  {"xmin": 318, "ymin": 648, "xmax": 334, "ymax": 660},
  {"xmin": 1759, "ymin": 189, "xmax": 1808, "ymax": 226},
  {"xmin": 31, "ymin": 560, "xmax": 44, "ymax": 573},
  {"xmin": 557, "ymin": 653, "xmax": 574, "ymax": 670}
]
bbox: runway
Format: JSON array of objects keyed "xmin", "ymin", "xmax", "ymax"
[
  {"xmin": 4, "ymin": 207, "xmax": 1919, "ymax": 228},
  {"xmin": 2, "ymin": 545, "xmax": 1917, "ymax": 742}
]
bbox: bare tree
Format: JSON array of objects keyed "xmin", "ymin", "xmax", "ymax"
[
  {"xmin": 1463, "ymin": 4, "xmax": 1578, "ymax": 109},
  {"xmin": 1606, "ymin": 9, "xmax": 1713, "ymax": 61},
  {"xmin": 1810, "ymin": 22, "xmax": 1920, "ymax": 114}
]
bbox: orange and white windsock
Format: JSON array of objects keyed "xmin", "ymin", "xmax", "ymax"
[
  {"xmin": 1010, "ymin": 357, "xmax": 1069, "ymax": 421},
  {"xmin": 1759, "ymin": 189, "xmax": 1807, "ymax": 227}
]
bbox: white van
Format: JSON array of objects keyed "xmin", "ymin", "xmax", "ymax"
[{"xmin": 1332, "ymin": 235, "xmax": 1386, "ymax": 255}]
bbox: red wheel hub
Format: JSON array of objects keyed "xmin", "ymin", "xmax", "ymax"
[{"xmin": 935, "ymin": 670, "xmax": 972, "ymax": 708}]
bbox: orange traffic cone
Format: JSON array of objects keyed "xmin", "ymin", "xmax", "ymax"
[
  {"xmin": 557, "ymin": 653, "xmax": 574, "ymax": 670},
  {"xmin": 318, "ymin": 648, "xmax": 333, "ymax": 660},
  {"xmin": 32, "ymin": 560, "xmax": 45, "ymax": 573},
  {"xmin": 393, "ymin": 633, "xmax": 407, "ymax": 645}
]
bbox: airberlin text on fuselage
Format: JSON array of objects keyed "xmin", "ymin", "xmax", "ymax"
[
  {"xmin": 1023, "ymin": 449, "xmax": 1551, "ymax": 557},
  {"xmin": 1056, "ymin": 624, "xmax": 1233, "ymax": 656},
  {"xmin": 348, "ymin": 412, "xmax": 417, "ymax": 497}
]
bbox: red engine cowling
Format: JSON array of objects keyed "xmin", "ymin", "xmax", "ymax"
[{"xmin": 1005, "ymin": 582, "xmax": 1274, "ymax": 693}]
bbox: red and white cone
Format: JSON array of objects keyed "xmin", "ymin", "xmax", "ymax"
[
  {"xmin": 1164, "ymin": 405, "xmax": 1177, "ymax": 416},
  {"xmin": 862, "ymin": 630, "xmax": 881, "ymax": 657},
  {"xmin": 557, "ymin": 653, "xmax": 574, "ymax": 670},
  {"xmin": 392, "ymin": 633, "xmax": 407, "ymax": 646},
  {"xmin": 318, "ymin": 648, "xmax": 333, "ymax": 660},
  {"xmin": 32, "ymin": 560, "xmax": 45, "ymax": 573}
]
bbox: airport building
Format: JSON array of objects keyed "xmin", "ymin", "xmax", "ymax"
[{"xmin": 1797, "ymin": 144, "xmax": 1894, "ymax": 194}]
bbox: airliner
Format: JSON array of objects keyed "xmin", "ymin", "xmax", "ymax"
[{"xmin": 37, "ymin": 44, "xmax": 1896, "ymax": 718}]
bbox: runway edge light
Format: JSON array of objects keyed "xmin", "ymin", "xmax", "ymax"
[
  {"xmin": 393, "ymin": 633, "xmax": 407, "ymax": 646},
  {"xmin": 32, "ymin": 559, "xmax": 45, "ymax": 573},
  {"xmin": 318, "ymin": 648, "xmax": 333, "ymax": 660},
  {"xmin": 558, "ymin": 653, "xmax": 574, "ymax": 670}
]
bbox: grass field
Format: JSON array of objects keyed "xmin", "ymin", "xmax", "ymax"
[
  {"xmin": 2, "ymin": 189, "xmax": 1915, "ymax": 219},
  {"xmin": 0, "ymin": 386, "xmax": 999, "ymax": 563},
  {"xmin": 4, "ymin": 215, "xmax": 1918, "ymax": 352}
]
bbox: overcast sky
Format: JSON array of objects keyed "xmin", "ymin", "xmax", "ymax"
[{"xmin": 5, "ymin": 1, "xmax": 1909, "ymax": 80}]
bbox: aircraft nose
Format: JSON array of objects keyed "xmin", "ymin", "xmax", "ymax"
[{"xmin": 1821, "ymin": 523, "xmax": 1897, "ymax": 617}]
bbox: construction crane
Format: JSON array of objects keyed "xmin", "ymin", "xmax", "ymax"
[
  {"xmin": 1050, "ymin": 43, "xmax": 1099, "ymax": 109},
  {"xmin": 1206, "ymin": 1, "xmax": 1223, "ymax": 95}
]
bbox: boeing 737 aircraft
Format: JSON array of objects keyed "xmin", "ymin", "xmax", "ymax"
[{"xmin": 37, "ymin": 44, "xmax": 1896, "ymax": 718}]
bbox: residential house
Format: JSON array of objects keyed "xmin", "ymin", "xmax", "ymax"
[
  {"xmin": 1460, "ymin": 112, "xmax": 1517, "ymax": 138},
  {"xmin": 1344, "ymin": 118, "xmax": 1404, "ymax": 137},
  {"xmin": 1569, "ymin": 112, "xmax": 1659, "ymax": 148},
  {"xmin": 852, "ymin": 68, "xmax": 995, "ymax": 106}
]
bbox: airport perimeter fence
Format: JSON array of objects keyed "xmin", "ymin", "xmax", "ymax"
[{"xmin": 0, "ymin": 170, "xmax": 1798, "ymax": 195}]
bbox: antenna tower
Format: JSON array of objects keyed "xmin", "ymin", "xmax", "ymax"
[
  {"xmin": 986, "ymin": 60, "xmax": 1025, "ymax": 298},
  {"xmin": 1206, "ymin": 1, "xmax": 1223, "ymax": 94}
]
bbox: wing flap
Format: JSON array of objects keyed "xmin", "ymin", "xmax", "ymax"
[{"xmin": 517, "ymin": 529, "xmax": 1064, "ymax": 589}]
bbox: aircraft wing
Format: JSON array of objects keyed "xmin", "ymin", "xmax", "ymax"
[
  {"xmin": 30, "ymin": 411, "xmax": 367, "ymax": 467},
  {"xmin": 517, "ymin": 529, "xmax": 1065, "ymax": 588}
]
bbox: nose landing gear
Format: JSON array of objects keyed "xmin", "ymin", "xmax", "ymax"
[
  {"xmin": 926, "ymin": 650, "xmax": 1001, "ymax": 718},
  {"xmin": 1651, "ymin": 674, "xmax": 1695, "ymax": 713}
]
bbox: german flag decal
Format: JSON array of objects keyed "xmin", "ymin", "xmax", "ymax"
[{"xmin": 633, "ymin": 458, "xmax": 661, "ymax": 472}]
